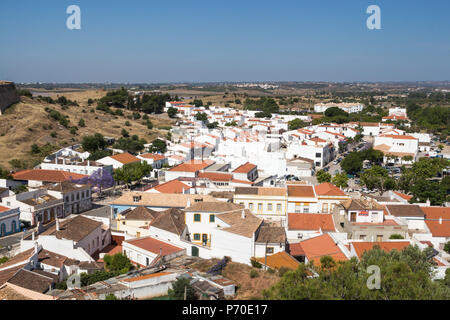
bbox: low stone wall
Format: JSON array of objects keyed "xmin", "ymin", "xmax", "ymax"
[{"xmin": 0, "ymin": 81, "xmax": 20, "ymax": 114}]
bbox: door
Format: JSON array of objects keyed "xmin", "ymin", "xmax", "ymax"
[
  {"xmin": 202, "ymin": 234, "xmax": 208, "ymax": 246},
  {"xmin": 350, "ymin": 212, "xmax": 357, "ymax": 222},
  {"xmin": 191, "ymin": 246, "xmax": 199, "ymax": 257},
  {"xmin": 0, "ymin": 223, "xmax": 5, "ymax": 236}
]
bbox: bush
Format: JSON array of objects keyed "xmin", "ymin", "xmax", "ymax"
[
  {"xmin": 250, "ymin": 269, "xmax": 259, "ymax": 278},
  {"xmin": 444, "ymin": 241, "xmax": 450, "ymax": 254},
  {"xmin": 389, "ymin": 234, "xmax": 405, "ymax": 239},
  {"xmin": 125, "ymin": 121, "xmax": 131, "ymax": 127},
  {"xmin": 278, "ymin": 267, "xmax": 290, "ymax": 277},
  {"xmin": 250, "ymin": 259, "xmax": 262, "ymax": 269},
  {"xmin": 50, "ymin": 131, "xmax": 57, "ymax": 138}
]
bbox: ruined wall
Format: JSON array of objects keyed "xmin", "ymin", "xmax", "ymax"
[{"xmin": 0, "ymin": 81, "xmax": 20, "ymax": 115}]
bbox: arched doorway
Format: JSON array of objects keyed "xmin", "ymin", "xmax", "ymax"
[{"xmin": 0, "ymin": 223, "xmax": 6, "ymax": 237}]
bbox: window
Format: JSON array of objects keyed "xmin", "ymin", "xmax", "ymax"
[
  {"xmin": 71, "ymin": 194, "xmax": 74, "ymax": 202},
  {"xmin": 194, "ymin": 214, "xmax": 201, "ymax": 222},
  {"xmin": 133, "ymin": 196, "xmax": 141, "ymax": 203},
  {"xmin": 359, "ymin": 235, "xmax": 366, "ymax": 240},
  {"xmin": 249, "ymin": 203, "xmax": 254, "ymax": 210},
  {"xmin": 268, "ymin": 203, "xmax": 273, "ymax": 211},
  {"xmin": 76, "ymin": 193, "xmax": 80, "ymax": 200},
  {"xmin": 193, "ymin": 233, "xmax": 201, "ymax": 241},
  {"xmin": 146, "ymin": 257, "xmax": 149, "ymax": 266},
  {"xmin": 276, "ymin": 204, "xmax": 282, "ymax": 212},
  {"xmin": 376, "ymin": 235, "xmax": 383, "ymax": 242},
  {"xmin": 209, "ymin": 214, "xmax": 215, "ymax": 223},
  {"xmin": 239, "ymin": 202, "xmax": 244, "ymax": 206},
  {"xmin": 315, "ymin": 153, "xmax": 321, "ymax": 158},
  {"xmin": 257, "ymin": 203, "xmax": 263, "ymax": 211},
  {"xmin": 266, "ymin": 247, "xmax": 274, "ymax": 254},
  {"xmin": 297, "ymin": 233, "xmax": 303, "ymax": 239},
  {"xmin": 295, "ymin": 203, "xmax": 301, "ymax": 213},
  {"xmin": 315, "ymin": 162, "xmax": 321, "ymax": 166}
]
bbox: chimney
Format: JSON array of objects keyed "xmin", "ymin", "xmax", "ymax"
[
  {"xmin": 159, "ymin": 247, "xmax": 162, "ymax": 257},
  {"xmin": 32, "ymin": 231, "xmax": 35, "ymax": 241},
  {"xmin": 87, "ymin": 160, "xmax": 90, "ymax": 167},
  {"xmin": 186, "ymin": 198, "xmax": 191, "ymax": 208},
  {"xmin": 63, "ymin": 158, "xmax": 66, "ymax": 165},
  {"xmin": 439, "ymin": 217, "xmax": 442, "ymax": 225},
  {"xmin": 34, "ymin": 242, "xmax": 39, "ymax": 254},
  {"xmin": 426, "ymin": 199, "xmax": 430, "ymax": 206},
  {"xmin": 56, "ymin": 219, "xmax": 60, "ymax": 231},
  {"xmin": 241, "ymin": 209, "xmax": 246, "ymax": 219}
]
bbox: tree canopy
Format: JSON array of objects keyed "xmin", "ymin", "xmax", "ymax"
[{"xmin": 263, "ymin": 245, "xmax": 450, "ymax": 300}]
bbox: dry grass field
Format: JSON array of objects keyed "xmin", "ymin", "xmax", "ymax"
[{"xmin": 0, "ymin": 90, "xmax": 175, "ymax": 170}]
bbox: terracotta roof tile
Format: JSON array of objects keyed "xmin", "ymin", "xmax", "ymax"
[
  {"xmin": 288, "ymin": 213, "xmax": 336, "ymax": 231},
  {"xmin": 232, "ymin": 162, "xmax": 257, "ymax": 173},
  {"xmin": 109, "ymin": 153, "xmax": 141, "ymax": 165},
  {"xmin": 296, "ymin": 234, "xmax": 348, "ymax": 267},
  {"xmin": 314, "ymin": 182, "xmax": 346, "ymax": 197},
  {"xmin": 152, "ymin": 180, "xmax": 191, "ymax": 194},
  {"xmin": 125, "ymin": 237, "xmax": 184, "ymax": 256},
  {"xmin": 255, "ymin": 252, "xmax": 299, "ymax": 270},
  {"xmin": 287, "ymin": 185, "xmax": 316, "ymax": 198},
  {"xmin": 12, "ymin": 169, "xmax": 88, "ymax": 183},
  {"xmin": 351, "ymin": 241, "xmax": 410, "ymax": 259},
  {"xmin": 169, "ymin": 160, "xmax": 214, "ymax": 172}
]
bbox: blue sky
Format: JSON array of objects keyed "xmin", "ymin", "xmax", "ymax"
[{"xmin": 0, "ymin": 0, "xmax": 449, "ymax": 83}]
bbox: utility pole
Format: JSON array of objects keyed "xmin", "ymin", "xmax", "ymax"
[{"xmin": 184, "ymin": 285, "xmax": 187, "ymax": 300}]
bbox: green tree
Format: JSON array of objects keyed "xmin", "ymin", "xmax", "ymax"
[
  {"xmin": 192, "ymin": 99, "xmax": 203, "ymax": 108},
  {"xmin": 78, "ymin": 118, "xmax": 86, "ymax": 127},
  {"xmin": 105, "ymin": 294, "xmax": 118, "ymax": 300},
  {"xmin": 103, "ymin": 253, "xmax": 132, "ymax": 274},
  {"xmin": 341, "ymin": 152, "xmax": 363, "ymax": 175},
  {"xmin": 31, "ymin": 144, "xmax": 41, "ymax": 154},
  {"xmin": 389, "ymin": 234, "xmax": 405, "ymax": 239},
  {"xmin": 149, "ymin": 139, "xmax": 167, "ymax": 153},
  {"xmin": 263, "ymin": 245, "xmax": 450, "ymax": 300},
  {"xmin": 444, "ymin": 242, "xmax": 450, "ymax": 254},
  {"xmin": 113, "ymin": 162, "xmax": 152, "ymax": 188},
  {"xmin": 360, "ymin": 165, "xmax": 396, "ymax": 195},
  {"xmin": 332, "ymin": 173, "xmax": 349, "ymax": 188},
  {"xmin": 81, "ymin": 133, "xmax": 106, "ymax": 153},
  {"xmin": 0, "ymin": 167, "xmax": 12, "ymax": 179},
  {"xmin": 316, "ymin": 170, "xmax": 331, "ymax": 183},
  {"xmin": 195, "ymin": 112, "xmax": 208, "ymax": 122},
  {"xmin": 167, "ymin": 107, "xmax": 178, "ymax": 118},
  {"xmin": 168, "ymin": 277, "xmax": 196, "ymax": 300},
  {"xmin": 288, "ymin": 118, "xmax": 307, "ymax": 130}
]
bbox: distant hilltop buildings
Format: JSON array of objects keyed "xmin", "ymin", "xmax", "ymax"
[
  {"xmin": 235, "ymin": 83, "xmax": 279, "ymax": 90},
  {"xmin": 314, "ymin": 102, "xmax": 364, "ymax": 114}
]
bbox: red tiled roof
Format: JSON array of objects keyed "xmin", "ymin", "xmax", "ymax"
[
  {"xmin": 139, "ymin": 153, "xmax": 166, "ymax": 161},
  {"xmin": 232, "ymin": 162, "xmax": 257, "ymax": 173},
  {"xmin": 421, "ymin": 207, "xmax": 450, "ymax": 237},
  {"xmin": 314, "ymin": 182, "xmax": 346, "ymax": 197},
  {"xmin": 289, "ymin": 242, "xmax": 305, "ymax": 256},
  {"xmin": 109, "ymin": 153, "xmax": 141, "ymax": 164},
  {"xmin": 125, "ymin": 237, "xmax": 184, "ymax": 256},
  {"xmin": 393, "ymin": 191, "xmax": 412, "ymax": 201},
  {"xmin": 0, "ymin": 205, "xmax": 10, "ymax": 213},
  {"xmin": 351, "ymin": 241, "xmax": 410, "ymax": 259},
  {"xmin": 152, "ymin": 180, "xmax": 191, "ymax": 194},
  {"xmin": 287, "ymin": 185, "xmax": 316, "ymax": 198},
  {"xmin": 197, "ymin": 172, "xmax": 233, "ymax": 181},
  {"xmin": 168, "ymin": 160, "xmax": 214, "ymax": 172},
  {"xmin": 288, "ymin": 213, "xmax": 335, "ymax": 231},
  {"xmin": 12, "ymin": 169, "xmax": 87, "ymax": 183},
  {"xmin": 379, "ymin": 134, "xmax": 417, "ymax": 140},
  {"xmin": 297, "ymin": 234, "xmax": 348, "ymax": 267},
  {"xmin": 121, "ymin": 272, "xmax": 172, "ymax": 283},
  {"xmin": 255, "ymin": 252, "xmax": 300, "ymax": 270}
]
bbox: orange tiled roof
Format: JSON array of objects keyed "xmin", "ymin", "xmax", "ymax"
[
  {"xmin": 12, "ymin": 169, "xmax": 88, "ymax": 183},
  {"xmin": 288, "ymin": 213, "xmax": 336, "ymax": 231},
  {"xmin": 125, "ymin": 237, "xmax": 184, "ymax": 255},
  {"xmin": 152, "ymin": 179, "xmax": 191, "ymax": 194},
  {"xmin": 351, "ymin": 241, "xmax": 410, "ymax": 259},
  {"xmin": 0, "ymin": 205, "xmax": 10, "ymax": 213},
  {"xmin": 393, "ymin": 191, "xmax": 412, "ymax": 201},
  {"xmin": 314, "ymin": 182, "xmax": 346, "ymax": 197},
  {"xmin": 421, "ymin": 207, "xmax": 450, "ymax": 237},
  {"xmin": 168, "ymin": 160, "xmax": 214, "ymax": 172},
  {"xmin": 287, "ymin": 185, "xmax": 316, "ymax": 198},
  {"xmin": 139, "ymin": 153, "xmax": 166, "ymax": 161},
  {"xmin": 255, "ymin": 252, "xmax": 300, "ymax": 270},
  {"xmin": 197, "ymin": 172, "xmax": 233, "ymax": 181},
  {"xmin": 297, "ymin": 234, "xmax": 348, "ymax": 267},
  {"xmin": 109, "ymin": 152, "xmax": 141, "ymax": 164},
  {"xmin": 379, "ymin": 134, "xmax": 417, "ymax": 140},
  {"xmin": 232, "ymin": 162, "xmax": 257, "ymax": 173}
]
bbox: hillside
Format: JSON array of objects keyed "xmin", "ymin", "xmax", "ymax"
[{"xmin": 0, "ymin": 90, "xmax": 175, "ymax": 170}]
